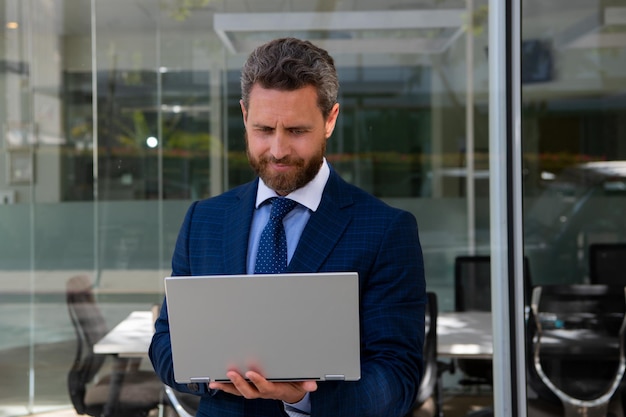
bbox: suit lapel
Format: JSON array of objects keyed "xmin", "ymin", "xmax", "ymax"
[
  {"xmin": 222, "ymin": 180, "xmax": 258, "ymax": 274},
  {"xmin": 288, "ymin": 170, "xmax": 353, "ymax": 272}
]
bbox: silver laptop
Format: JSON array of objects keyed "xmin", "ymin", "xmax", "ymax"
[{"xmin": 164, "ymin": 272, "xmax": 361, "ymax": 384}]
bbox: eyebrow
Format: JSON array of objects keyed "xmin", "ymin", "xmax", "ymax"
[{"xmin": 251, "ymin": 123, "xmax": 314, "ymax": 130}]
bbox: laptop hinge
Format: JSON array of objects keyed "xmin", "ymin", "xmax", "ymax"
[
  {"xmin": 324, "ymin": 375, "xmax": 345, "ymax": 381},
  {"xmin": 190, "ymin": 377, "xmax": 212, "ymax": 383}
]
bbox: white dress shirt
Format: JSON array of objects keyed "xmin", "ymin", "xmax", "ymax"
[{"xmin": 246, "ymin": 159, "xmax": 331, "ymax": 415}]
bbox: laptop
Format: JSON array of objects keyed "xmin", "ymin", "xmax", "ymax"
[{"xmin": 164, "ymin": 272, "xmax": 361, "ymax": 384}]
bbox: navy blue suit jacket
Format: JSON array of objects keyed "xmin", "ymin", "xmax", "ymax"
[{"xmin": 150, "ymin": 167, "xmax": 426, "ymax": 417}]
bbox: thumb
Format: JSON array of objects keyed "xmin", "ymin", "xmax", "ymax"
[{"xmin": 301, "ymin": 380, "xmax": 318, "ymax": 392}]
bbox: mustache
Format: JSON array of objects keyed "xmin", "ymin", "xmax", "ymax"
[{"xmin": 259, "ymin": 155, "xmax": 303, "ymax": 166}]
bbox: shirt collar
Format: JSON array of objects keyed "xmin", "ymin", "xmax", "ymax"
[{"xmin": 255, "ymin": 158, "xmax": 330, "ymax": 212}]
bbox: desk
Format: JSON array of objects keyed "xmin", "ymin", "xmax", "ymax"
[
  {"xmin": 437, "ymin": 311, "xmax": 621, "ymax": 359},
  {"xmin": 94, "ymin": 311, "xmax": 154, "ymax": 357},
  {"xmin": 437, "ymin": 311, "xmax": 493, "ymax": 359},
  {"xmin": 97, "ymin": 310, "xmax": 495, "ymax": 360},
  {"xmin": 92, "ymin": 311, "xmax": 161, "ymax": 417}
]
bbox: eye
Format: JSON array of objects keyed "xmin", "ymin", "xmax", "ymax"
[{"xmin": 255, "ymin": 126, "xmax": 274, "ymax": 134}]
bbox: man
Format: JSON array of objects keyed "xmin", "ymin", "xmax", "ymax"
[{"xmin": 150, "ymin": 37, "xmax": 426, "ymax": 417}]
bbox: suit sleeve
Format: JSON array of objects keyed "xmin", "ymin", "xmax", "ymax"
[
  {"xmin": 149, "ymin": 201, "xmax": 212, "ymax": 395},
  {"xmin": 311, "ymin": 210, "xmax": 426, "ymax": 417}
]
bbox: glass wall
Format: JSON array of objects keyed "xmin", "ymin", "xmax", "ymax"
[
  {"xmin": 520, "ymin": 1, "xmax": 626, "ymax": 413},
  {"xmin": 0, "ymin": 0, "xmax": 491, "ymax": 412},
  {"xmin": 3, "ymin": 0, "xmax": 623, "ymax": 415},
  {"xmin": 522, "ymin": 1, "xmax": 626, "ymax": 286}
]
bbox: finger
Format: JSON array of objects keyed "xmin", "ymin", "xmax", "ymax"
[
  {"xmin": 244, "ymin": 371, "xmax": 275, "ymax": 399},
  {"xmin": 229, "ymin": 371, "xmax": 261, "ymax": 399},
  {"xmin": 246, "ymin": 372, "xmax": 318, "ymax": 403},
  {"xmin": 248, "ymin": 371, "xmax": 302, "ymax": 401},
  {"xmin": 208, "ymin": 381, "xmax": 242, "ymax": 397},
  {"xmin": 208, "ymin": 371, "xmax": 248, "ymax": 396},
  {"xmin": 245, "ymin": 371, "xmax": 271, "ymax": 392},
  {"xmin": 299, "ymin": 380, "xmax": 318, "ymax": 392}
]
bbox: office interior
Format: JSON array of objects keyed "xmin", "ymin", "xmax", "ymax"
[{"xmin": 1, "ymin": 0, "xmax": 626, "ymax": 416}]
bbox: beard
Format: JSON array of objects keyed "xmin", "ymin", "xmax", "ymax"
[{"xmin": 246, "ymin": 134, "xmax": 325, "ymax": 195}]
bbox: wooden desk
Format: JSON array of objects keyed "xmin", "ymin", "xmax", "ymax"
[
  {"xmin": 437, "ymin": 311, "xmax": 493, "ymax": 359},
  {"xmin": 94, "ymin": 311, "xmax": 154, "ymax": 357}
]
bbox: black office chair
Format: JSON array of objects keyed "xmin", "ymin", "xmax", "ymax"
[
  {"xmin": 66, "ymin": 275, "xmax": 163, "ymax": 417},
  {"xmin": 589, "ymin": 243, "xmax": 626, "ymax": 285},
  {"xmin": 527, "ymin": 284, "xmax": 626, "ymax": 417},
  {"xmin": 455, "ymin": 256, "xmax": 533, "ymax": 312},
  {"xmin": 409, "ymin": 292, "xmax": 441, "ymax": 417},
  {"xmin": 455, "ymin": 256, "xmax": 493, "ymax": 313},
  {"xmin": 453, "ymin": 256, "xmax": 532, "ymax": 388},
  {"xmin": 453, "ymin": 256, "xmax": 493, "ymax": 388}
]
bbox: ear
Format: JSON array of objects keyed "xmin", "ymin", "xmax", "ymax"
[
  {"xmin": 240, "ymin": 99, "xmax": 248, "ymax": 124},
  {"xmin": 324, "ymin": 103, "xmax": 340, "ymax": 139}
]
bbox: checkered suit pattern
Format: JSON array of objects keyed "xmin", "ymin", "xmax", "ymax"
[{"xmin": 150, "ymin": 166, "xmax": 426, "ymax": 417}]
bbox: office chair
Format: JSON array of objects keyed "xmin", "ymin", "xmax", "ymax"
[
  {"xmin": 66, "ymin": 275, "xmax": 163, "ymax": 417},
  {"xmin": 527, "ymin": 284, "xmax": 626, "ymax": 417},
  {"xmin": 453, "ymin": 256, "xmax": 532, "ymax": 388},
  {"xmin": 453, "ymin": 256, "xmax": 493, "ymax": 388},
  {"xmin": 589, "ymin": 243, "xmax": 626, "ymax": 285},
  {"xmin": 455, "ymin": 256, "xmax": 493, "ymax": 313},
  {"xmin": 409, "ymin": 292, "xmax": 441, "ymax": 417}
]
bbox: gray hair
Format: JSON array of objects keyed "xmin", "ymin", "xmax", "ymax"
[{"xmin": 240, "ymin": 37, "xmax": 339, "ymax": 119}]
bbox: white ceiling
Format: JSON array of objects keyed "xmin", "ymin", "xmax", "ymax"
[{"xmin": 1, "ymin": 0, "xmax": 622, "ymax": 49}]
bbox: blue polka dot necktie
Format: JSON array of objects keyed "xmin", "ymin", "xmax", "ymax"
[{"xmin": 254, "ymin": 197, "xmax": 298, "ymax": 274}]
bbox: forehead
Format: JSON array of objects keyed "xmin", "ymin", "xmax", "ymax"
[{"xmin": 246, "ymin": 84, "xmax": 323, "ymax": 123}]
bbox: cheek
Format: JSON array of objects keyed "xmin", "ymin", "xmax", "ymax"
[
  {"xmin": 246, "ymin": 134, "xmax": 266, "ymax": 153},
  {"xmin": 296, "ymin": 137, "xmax": 326, "ymax": 157}
]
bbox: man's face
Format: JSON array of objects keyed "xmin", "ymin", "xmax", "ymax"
[{"xmin": 241, "ymin": 84, "xmax": 339, "ymax": 196}]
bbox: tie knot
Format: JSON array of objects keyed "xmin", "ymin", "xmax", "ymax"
[{"xmin": 269, "ymin": 197, "xmax": 297, "ymax": 221}]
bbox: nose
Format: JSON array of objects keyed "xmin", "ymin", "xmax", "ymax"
[{"xmin": 268, "ymin": 131, "xmax": 290, "ymax": 160}]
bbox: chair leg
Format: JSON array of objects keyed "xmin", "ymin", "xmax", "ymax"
[
  {"xmin": 436, "ymin": 371, "xmax": 444, "ymax": 417},
  {"xmin": 164, "ymin": 385, "xmax": 195, "ymax": 417},
  {"xmin": 436, "ymin": 360, "xmax": 454, "ymax": 417},
  {"xmin": 158, "ymin": 387, "xmax": 166, "ymax": 417}
]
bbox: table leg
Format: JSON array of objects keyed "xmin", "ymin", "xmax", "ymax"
[{"xmin": 102, "ymin": 357, "xmax": 129, "ymax": 417}]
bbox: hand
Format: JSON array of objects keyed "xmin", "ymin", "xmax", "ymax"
[{"xmin": 208, "ymin": 370, "xmax": 317, "ymax": 404}]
